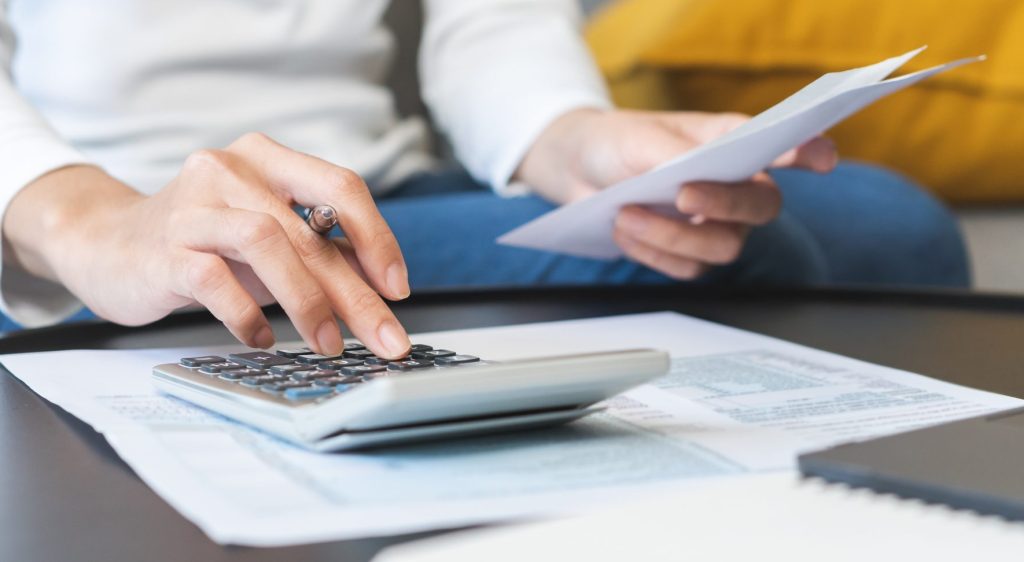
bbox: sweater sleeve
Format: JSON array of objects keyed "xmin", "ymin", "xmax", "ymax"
[
  {"xmin": 420, "ymin": 0, "xmax": 612, "ymax": 193},
  {"xmin": 0, "ymin": 11, "xmax": 91, "ymax": 328}
]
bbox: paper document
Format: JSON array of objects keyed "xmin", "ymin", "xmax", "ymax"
[
  {"xmin": 375, "ymin": 473, "xmax": 1024, "ymax": 562},
  {"xmin": 498, "ymin": 48, "xmax": 982, "ymax": 258},
  {"xmin": 2, "ymin": 312, "xmax": 1018, "ymax": 546}
]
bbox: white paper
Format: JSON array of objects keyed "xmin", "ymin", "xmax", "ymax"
[
  {"xmin": 498, "ymin": 48, "xmax": 983, "ymax": 259},
  {"xmin": 2, "ymin": 312, "xmax": 1018, "ymax": 546},
  {"xmin": 375, "ymin": 473, "xmax": 1024, "ymax": 562}
]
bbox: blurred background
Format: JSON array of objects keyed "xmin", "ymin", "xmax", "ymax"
[{"xmin": 386, "ymin": 0, "xmax": 1024, "ymax": 293}]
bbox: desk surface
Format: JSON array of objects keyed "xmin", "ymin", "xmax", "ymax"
[{"xmin": 3, "ymin": 286, "xmax": 1024, "ymax": 562}]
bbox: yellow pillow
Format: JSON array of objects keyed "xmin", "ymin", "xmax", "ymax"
[{"xmin": 587, "ymin": 0, "xmax": 1024, "ymax": 203}]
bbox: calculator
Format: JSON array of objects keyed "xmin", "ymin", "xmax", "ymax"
[{"xmin": 152, "ymin": 343, "xmax": 669, "ymax": 451}]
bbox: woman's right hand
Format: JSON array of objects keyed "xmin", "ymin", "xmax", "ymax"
[{"xmin": 3, "ymin": 132, "xmax": 412, "ymax": 358}]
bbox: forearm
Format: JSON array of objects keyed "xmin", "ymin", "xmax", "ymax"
[{"xmin": 2, "ymin": 164, "xmax": 141, "ymax": 284}]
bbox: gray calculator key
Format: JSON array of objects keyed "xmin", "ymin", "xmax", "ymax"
[
  {"xmin": 295, "ymin": 353, "xmax": 344, "ymax": 364},
  {"xmin": 344, "ymin": 342, "xmax": 366, "ymax": 351},
  {"xmin": 412, "ymin": 349, "xmax": 455, "ymax": 360},
  {"xmin": 199, "ymin": 362, "xmax": 243, "ymax": 374},
  {"xmin": 312, "ymin": 375, "xmax": 363, "ymax": 387},
  {"xmin": 228, "ymin": 352, "xmax": 294, "ymax": 369},
  {"xmin": 275, "ymin": 348, "xmax": 315, "ymax": 358},
  {"xmin": 283, "ymin": 386, "xmax": 336, "ymax": 400},
  {"xmin": 340, "ymin": 364, "xmax": 386, "ymax": 376},
  {"xmin": 180, "ymin": 356, "xmax": 225, "ymax": 368},
  {"xmin": 290, "ymin": 370, "xmax": 340, "ymax": 381},
  {"xmin": 433, "ymin": 354, "xmax": 480, "ymax": 366},
  {"xmin": 387, "ymin": 360, "xmax": 434, "ymax": 372},
  {"xmin": 239, "ymin": 374, "xmax": 288, "ymax": 388},
  {"xmin": 342, "ymin": 349, "xmax": 376, "ymax": 360},
  {"xmin": 363, "ymin": 356, "xmax": 390, "ymax": 365},
  {"xmin": 317, "ymin": 358, "xmax": 365, "ymax": 370},
  {"xmin": 268, "ymin": 364, "xmax": 309, "ymax": 376},
  {"xmin": 261, "ymin": 381, "xmax": 312, "ymax": 393},
  {"xmin": 409, "ymin": 344, "xmax": 433, "ymax": 353},
  {"xmin": 218, "ymin": 368, "xmax": 264, "ymax": 381}
]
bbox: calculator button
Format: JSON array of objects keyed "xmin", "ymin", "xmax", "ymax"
[
  {"xmin": 199, "ymin": 362, "xmax": 243, "ymax": 374},
  {"xmin": 283, "ymin": 386, "xmax": 336, "ymax": 400},
  {"xmin": 239, "ymin": 374, "xmax": 289, "ymax": 388},
  {"xmin": 409, "ymin": 344, "xmax": 433, "ymax": 353},
  {"xmin": 433, "ymin": 355, "xmax": 480, "ymax": 366},
  {"xmin": 344, "ymin": 342, "xmax": 366, "ymax": 351},
  {"xmin": 387, "ymin": 360, "xmax": 434, "ymax": 372},
  {"xmin": 317, "ymin": 358, "xmax": 365, "ymax": 370},
  {"xmin": 340, "ymin": 364, "xmax": 386, "ymax": 376},
  {"xmin": 342, "ymin": 349, "xmax": 376, "ymax": 360},
  {"xmin": 218, "ymin": 368, "xmax": 264, "ymax": 381},
  {"xmin": 312, "ymin": 375, "xmax": 363, "ymax": 387},
  {"xmin": 295, "ymin": 353, "xmax": 344, "ymax": 364},
  {"xmin": 361, "ymin": 372, "xmax": 389, "ymax": 382},
  {"xmin": 412, "ymin": 349, "xmax": 455, "ymax": 360},
  {"xmin": 180, "ymin": 356, "xmax": 226, "ymax": 368},
  {"xmin": 290, "ymin": 370, "xmax": 339, "ymax": 381},
  {"xmin": 363, "ymin": 356, "xmax": 390, "ymax": 366},
  {"xmin": 268, "ymin": 364, "xmax": 309, "ymax": 376},
  {"xmin": 261, "ymin": 381, "xmax": 312, "ymax": 393},
  {"xmin": 275, "ymin": 348, "xmax": 315, "ymax": 358},
  {"xmin": 228, "ymin": 352, "xmax": 294, "ymax": 369}
]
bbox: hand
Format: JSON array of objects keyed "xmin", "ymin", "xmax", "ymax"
[
  {"xmin": 515, "ymin": 109, "xmax": 838, "ymax": 279},
  {"xmin": 3, "ymin": 133, "xmax": 412, "ymax": 358}
]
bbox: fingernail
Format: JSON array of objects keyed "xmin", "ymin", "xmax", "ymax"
[
  {"xmin": 387, "ymin": 262, "xmax": 410, "ymax": 300},
  {"xmin": 618, "ymin": 209, "xmax": 648, "ymax": 235},
  {"xmin": 677, "ymin": 188, "xmax": 706, "ymax": 214},
  {"xmin": 316, "ymin": 320, "xmax": 343, "ymax": 355},
  {"xmin": 378, "ymin": 319, "xmax": 410, "ymax": 358},
  {"xmin": 689, "ymin": 214, "xmax": 707, "ymax": 225},
  {"xmin": 253, "ymin": 326, "xmax": 275, "ymax": 349}
]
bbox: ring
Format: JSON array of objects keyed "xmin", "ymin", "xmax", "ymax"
[{"xmin": 305, "ymin": 205, "xmax": 338, "ymax": 235}]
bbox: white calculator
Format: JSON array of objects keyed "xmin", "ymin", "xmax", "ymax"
[{"xmin": 152, "ymin": 343, "xmax": 669, "ymax": 451}]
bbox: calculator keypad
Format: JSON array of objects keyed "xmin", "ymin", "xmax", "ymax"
[{"xmin": 178, "ymin": 344, "xmax": 482, "ymax": 403}]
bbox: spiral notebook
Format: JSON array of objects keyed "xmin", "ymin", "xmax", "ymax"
[{"xmin": 376, "ymin": 473, "xmax": 1024, "ymax": 562}]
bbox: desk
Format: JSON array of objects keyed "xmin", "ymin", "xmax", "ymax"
[{"xmin": 3, "ymin": 286, "xmax": 1024, "ymax": 562}]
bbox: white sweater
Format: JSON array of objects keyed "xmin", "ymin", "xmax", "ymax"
[{"xmin": 0, "ymin": 0, "xmax": 611, "ymax": 327}]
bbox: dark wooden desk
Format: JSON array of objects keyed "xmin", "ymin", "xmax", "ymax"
[{"xmin": 3, "ymin": 286, "xmax": 1024, "ymax": 562}]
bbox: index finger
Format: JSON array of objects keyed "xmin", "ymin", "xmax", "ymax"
[{"xmin": 227, "ymin": 133, "xmax": 410, "ymax": 302}]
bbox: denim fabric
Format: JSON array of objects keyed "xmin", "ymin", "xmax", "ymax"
[{"xmin": 2, "ymin": 161, "xmax": 969, "ymax": 332}]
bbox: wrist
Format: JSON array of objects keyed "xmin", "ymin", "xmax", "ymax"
[
  {"xmin": 3, "ymin": 165, "xmax": 141, "ymax": 283},
  {"xmin": 514, "ymin": 107, "xmax": 607, "ymax": 204}
]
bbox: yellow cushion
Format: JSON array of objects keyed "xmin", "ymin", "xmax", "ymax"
[{"xmin": 587, "ymin": 0, "xmax": 1024, "ymax": 203}]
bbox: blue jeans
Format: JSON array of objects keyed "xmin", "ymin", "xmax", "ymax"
[
  {"xmin": 378, "ymin": 162, "xmax": 969, "ymax": 290},
  {"xmin": 0, "ymin": 162, "xmax": 969, "ymax": 332}
]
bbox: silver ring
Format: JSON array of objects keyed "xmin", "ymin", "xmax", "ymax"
[{"xmin": 305, "ymin": 205, "xmax": 338, "ymax": 235}]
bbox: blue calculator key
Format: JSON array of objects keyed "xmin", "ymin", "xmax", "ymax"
[
  {"xmin": 199, "ymin": 362, "xmax": 243, "ymax": 374},
  {"xmin": 340, "ymin": 364, "xmax": 386, "ymax": 376},
  {"xmin": 228, "ymin": 351, "xmax": 294, "ymax": 368},
  {"xmin": 334, "ymin": 384, "xmax": 355, "ymax": 394},
  {"xmin": 268, "ymin": 364, "xmax": 309, "ymax": 376},
  {"xmin": 317, "ymin": 358, "xmax": 365, "ymax": 370},
  {"xmin": 180, "ymin": 356, "xmax": 225, "ymax": 368},
  {"xmin": 275, "ymin": 348, "xmax": 315, "ymax": 358},
  {"xmin": 412, "ymin": 349, "xmax": 455, "ymax": 360},
  {"xmin": 433, "ymin": 354, "xmax": 480, "ymax": 366},
  {"xmin": 283, "ymin": 386, "xmax": 336, "ymax": 400}
]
